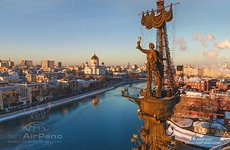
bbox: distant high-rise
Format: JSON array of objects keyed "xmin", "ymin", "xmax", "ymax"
[
  {"xmin": 19, "ymin": 60, "xmax": 33, "ymax": 67},
  {"xmin": 41, "ymin": 60, "xmax": 55, "ymax": 70},
  {"xmin": 8, "ymin": 58, "xmax": 14, "ymax": 67},
  {"xmin": 0, "ymin": 59, "xmax": 14, "ymax": 67},
  {"xmin": 0, "ymin": 60, "xmax": 8, "ymax": 67},
  {"xmin": 127, "ymin": 62, "xmax": 130, "ymax": 68},
  {"xmin": 57, "ymin": 62, "xmax": 62, "ymax": 68}
]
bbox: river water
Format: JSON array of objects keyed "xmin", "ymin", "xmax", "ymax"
[{"xmin": 0, "ymin": 82, "xmax": 204, "ymax": 150}]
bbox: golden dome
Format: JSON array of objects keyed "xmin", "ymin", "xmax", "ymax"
[{"xmin": 91, "ymin": 54, "xmax": 99, "ymax": 60}]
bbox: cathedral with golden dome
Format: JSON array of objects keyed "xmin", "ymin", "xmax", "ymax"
[{"xmin": 84, "ymin": 54, "xmax": 106, "ymax": 76}]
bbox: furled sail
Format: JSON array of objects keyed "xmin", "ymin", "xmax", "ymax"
[{"xmin": 141, "ymin": 3, "xmax": 173, "ymax": 29}]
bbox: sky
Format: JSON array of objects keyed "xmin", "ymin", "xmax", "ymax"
[{"xmin": 0, "ymin": 0, "xmax": 230, "ymax": 66}]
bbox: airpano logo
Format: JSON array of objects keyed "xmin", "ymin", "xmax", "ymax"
[
  {"xmin": 24, "ymin": 122, "xmax": 47, "ymax": 133},
  {"xmin": 23, "ymin": 122, "xmax": 63, "ymax": 143},
  {"xmin": 23, "ymin": 133, "xmax": 63, "ymax": 141},
  {"xmin": 191, "ymin": 136, "xmax": 222, "ymax": 145},
  {"xmin": 20, "ymin": 92, "xmax": 62, "ymax": 145}
]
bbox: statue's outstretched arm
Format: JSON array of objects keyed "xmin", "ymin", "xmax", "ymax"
[
  {"xmin": 136, "ymin": 36, "xmax": 148, "ymax": 54},
  {"xmin": 136, "ymin": 44, "xmax": 148, "ymax": 54}
]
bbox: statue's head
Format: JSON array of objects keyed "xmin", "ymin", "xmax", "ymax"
[
  {"xmin": 149, "ymin": 43, "xmax": 155, "ymax": 50},
  {"xmin": 157, "ymin": 0, "xmax": 164, "ymax": 7}
]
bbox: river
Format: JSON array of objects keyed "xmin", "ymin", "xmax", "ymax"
[{"xmin": 0, "ymin": 82, "xmax": 204, "ymax": 150}]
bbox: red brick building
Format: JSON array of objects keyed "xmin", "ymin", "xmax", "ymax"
[{"xmin": 216, "ymin": 82, "xmax": 230, "ymax": 91}]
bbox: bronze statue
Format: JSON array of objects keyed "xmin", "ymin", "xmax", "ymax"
[
  {"xmin": 122, "ymin": 1, "xmax": 180, "ymax": 149},
  {"xmin": 136, "ymin": 38, "xmax": 163, "ymax": 98}
]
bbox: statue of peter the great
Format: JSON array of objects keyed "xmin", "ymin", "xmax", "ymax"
[{"xmin": 136, "ymin": 37, "xmax": 164, "ymax": 98}]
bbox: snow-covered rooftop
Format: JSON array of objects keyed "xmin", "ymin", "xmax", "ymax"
[
  {"xmin": 185, "ymin": 91, "xmax": 202, "ymax": 97},
  {"xmin": 167, "ymin": 121, "xmax": 230, "ymax": 148},
  {"xmin": 194, "ymin": 121, "xmax": 227, "ymax": 130}
]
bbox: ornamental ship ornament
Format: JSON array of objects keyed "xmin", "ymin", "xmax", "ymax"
[{"xmin": 122, "ymin": 0, "xmax": 180, "ymax": 149}]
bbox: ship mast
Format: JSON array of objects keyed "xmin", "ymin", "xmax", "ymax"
[{"xmin": 141, "ymin": 0, "xmax": 177, "ymax": 96}]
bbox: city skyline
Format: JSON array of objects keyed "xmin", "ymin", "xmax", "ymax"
[
  {"xmin": 0, "ymin": 0, "xmax": 230, "ymax": 66},
  {"xmin": 0, "ymin": 1, "xmax": 230, "ymax": 150}
]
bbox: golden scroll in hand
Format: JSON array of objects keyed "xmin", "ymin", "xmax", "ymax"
[{"xmin": 136, "ymin": 36, "xmax": 141, "ymax": 49}]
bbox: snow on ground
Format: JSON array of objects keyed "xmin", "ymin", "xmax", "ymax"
[
  {"xmin": 167, "ymin": 121, "xmax": 230, "ymax": 149},
  {"xmin": 194, "ymin": 121, "xmax": 227, "ymax": 130},
  {"xmin": 171, "ymin": 117, "xmax": 193, "ymax": 128}
]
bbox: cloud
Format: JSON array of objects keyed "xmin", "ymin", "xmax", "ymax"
[
  {"xmin": 215, "ymin": 40, "xmax": 230, "ymax": 49},
  {"xmin": 176, "ymin": 37, "xmax": 187, "ymax": 51},
  {"xmin": 194, "ymin": 33, "xmax": 215, "ymax": 47},
  {"xmin": 203, "ymin": 50, "xmax": 218, "ymax": 59},
  {"xmin": 206, "ymin": 33, "xmax": 215, "ymax": 40},
  {"xmin": 194, "ymin": 33, "xmax": 203, "ymax": 41}
]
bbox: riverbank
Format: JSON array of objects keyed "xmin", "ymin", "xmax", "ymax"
[
  {"xmin": 0, "ymin": 79, "xmax": 146, "ymax": 123},
  {"xmin": 0, "ymin": 80, "xmax": 200, "ymax": 150},
  {"xmin": 114, "ymin": 79, "xmax": 146, "ymax": 87},
  {"xmin": 0, "ymin": 86, "xmax": 115, "ymax": 123}
]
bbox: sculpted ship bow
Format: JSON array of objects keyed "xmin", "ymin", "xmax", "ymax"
[{"xmin": 122, "ymin": 0, "xmax": 180, "ymax": 150}]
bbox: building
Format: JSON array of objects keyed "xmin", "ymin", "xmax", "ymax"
[
  {"xmin": 25, "ymin": 73, "xmax": 36, "ymax": 82},
  {"xmin": 7, "ymin": 71, "xmax": 21, "ymax": 83},
  {"xmin": 16, "ymin": 83, "xmax": 46, "ymax": 103},
  {"xmin": 84, "ymin": 54, "xmax": 106, "ymax": 76},
  {"xmin": 0, "ymin": 80, "xmax": 9, "ymax": 87},
  {"xmin": 0, "ymin": 60, "xmax": 9, "ymax": 67},
  {"xmin": 36, "ymin": 74, "xmax": 48, "ymax": 82},
  {"xmin": 0, "ymin": 86, "xmax": 20, "ymax": 110},
  {"xmin": 19, "ymin": 60, "xmax": 33, "ymax": 67},
  {"xmin": 0, "ymin": 67, "xmax": 6, "ymax": 72},
  {"xmin": 176, "ymin": 65, "xmax": 202, "ymax": 77},
  {"xmin": 84, "ymin": 62, "xmax": 91, "ymax": 74},
  {"xmin": 176, "ymin": 64, "xmax": 230, "ymax": 78},
  {"xmin": 200, "ymin": 67, "xmax": 221, "ymax": 78},
  {"xmin": 216, "ymin": 81, "xmax": 230, "ymax": 91},
  {"xmin": 57, "ymin": 79, "xmax": 79, "ymax": 93},
  {"xmin": 41, "ymin": 60, "xmax": 55, "ymax": 71},
  {"xmin": 182, "ymin": 77, "xmax": 218, "ymax": 92},
  {"xmin": 57, "ymin": 62, "xmax": 62, "ymax": 68},
  {"xmin": 8, "ymin": 59, "xmax": 14, "ymax": 68},
  {"xmin": 0, "ymin": 59, "xmax": 14, "ymax": 68},
  {"xmin": 183, "ymin": 77, "xmax": 208, "ymax": 92},
  {"xmin": 77, "ymin": 79, "xmax": 94, "ymax": 89}
]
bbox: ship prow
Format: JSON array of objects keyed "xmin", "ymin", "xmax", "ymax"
[{"xmin": 122, "ymin": 89, "xmax": 180, "ymax": 120}]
